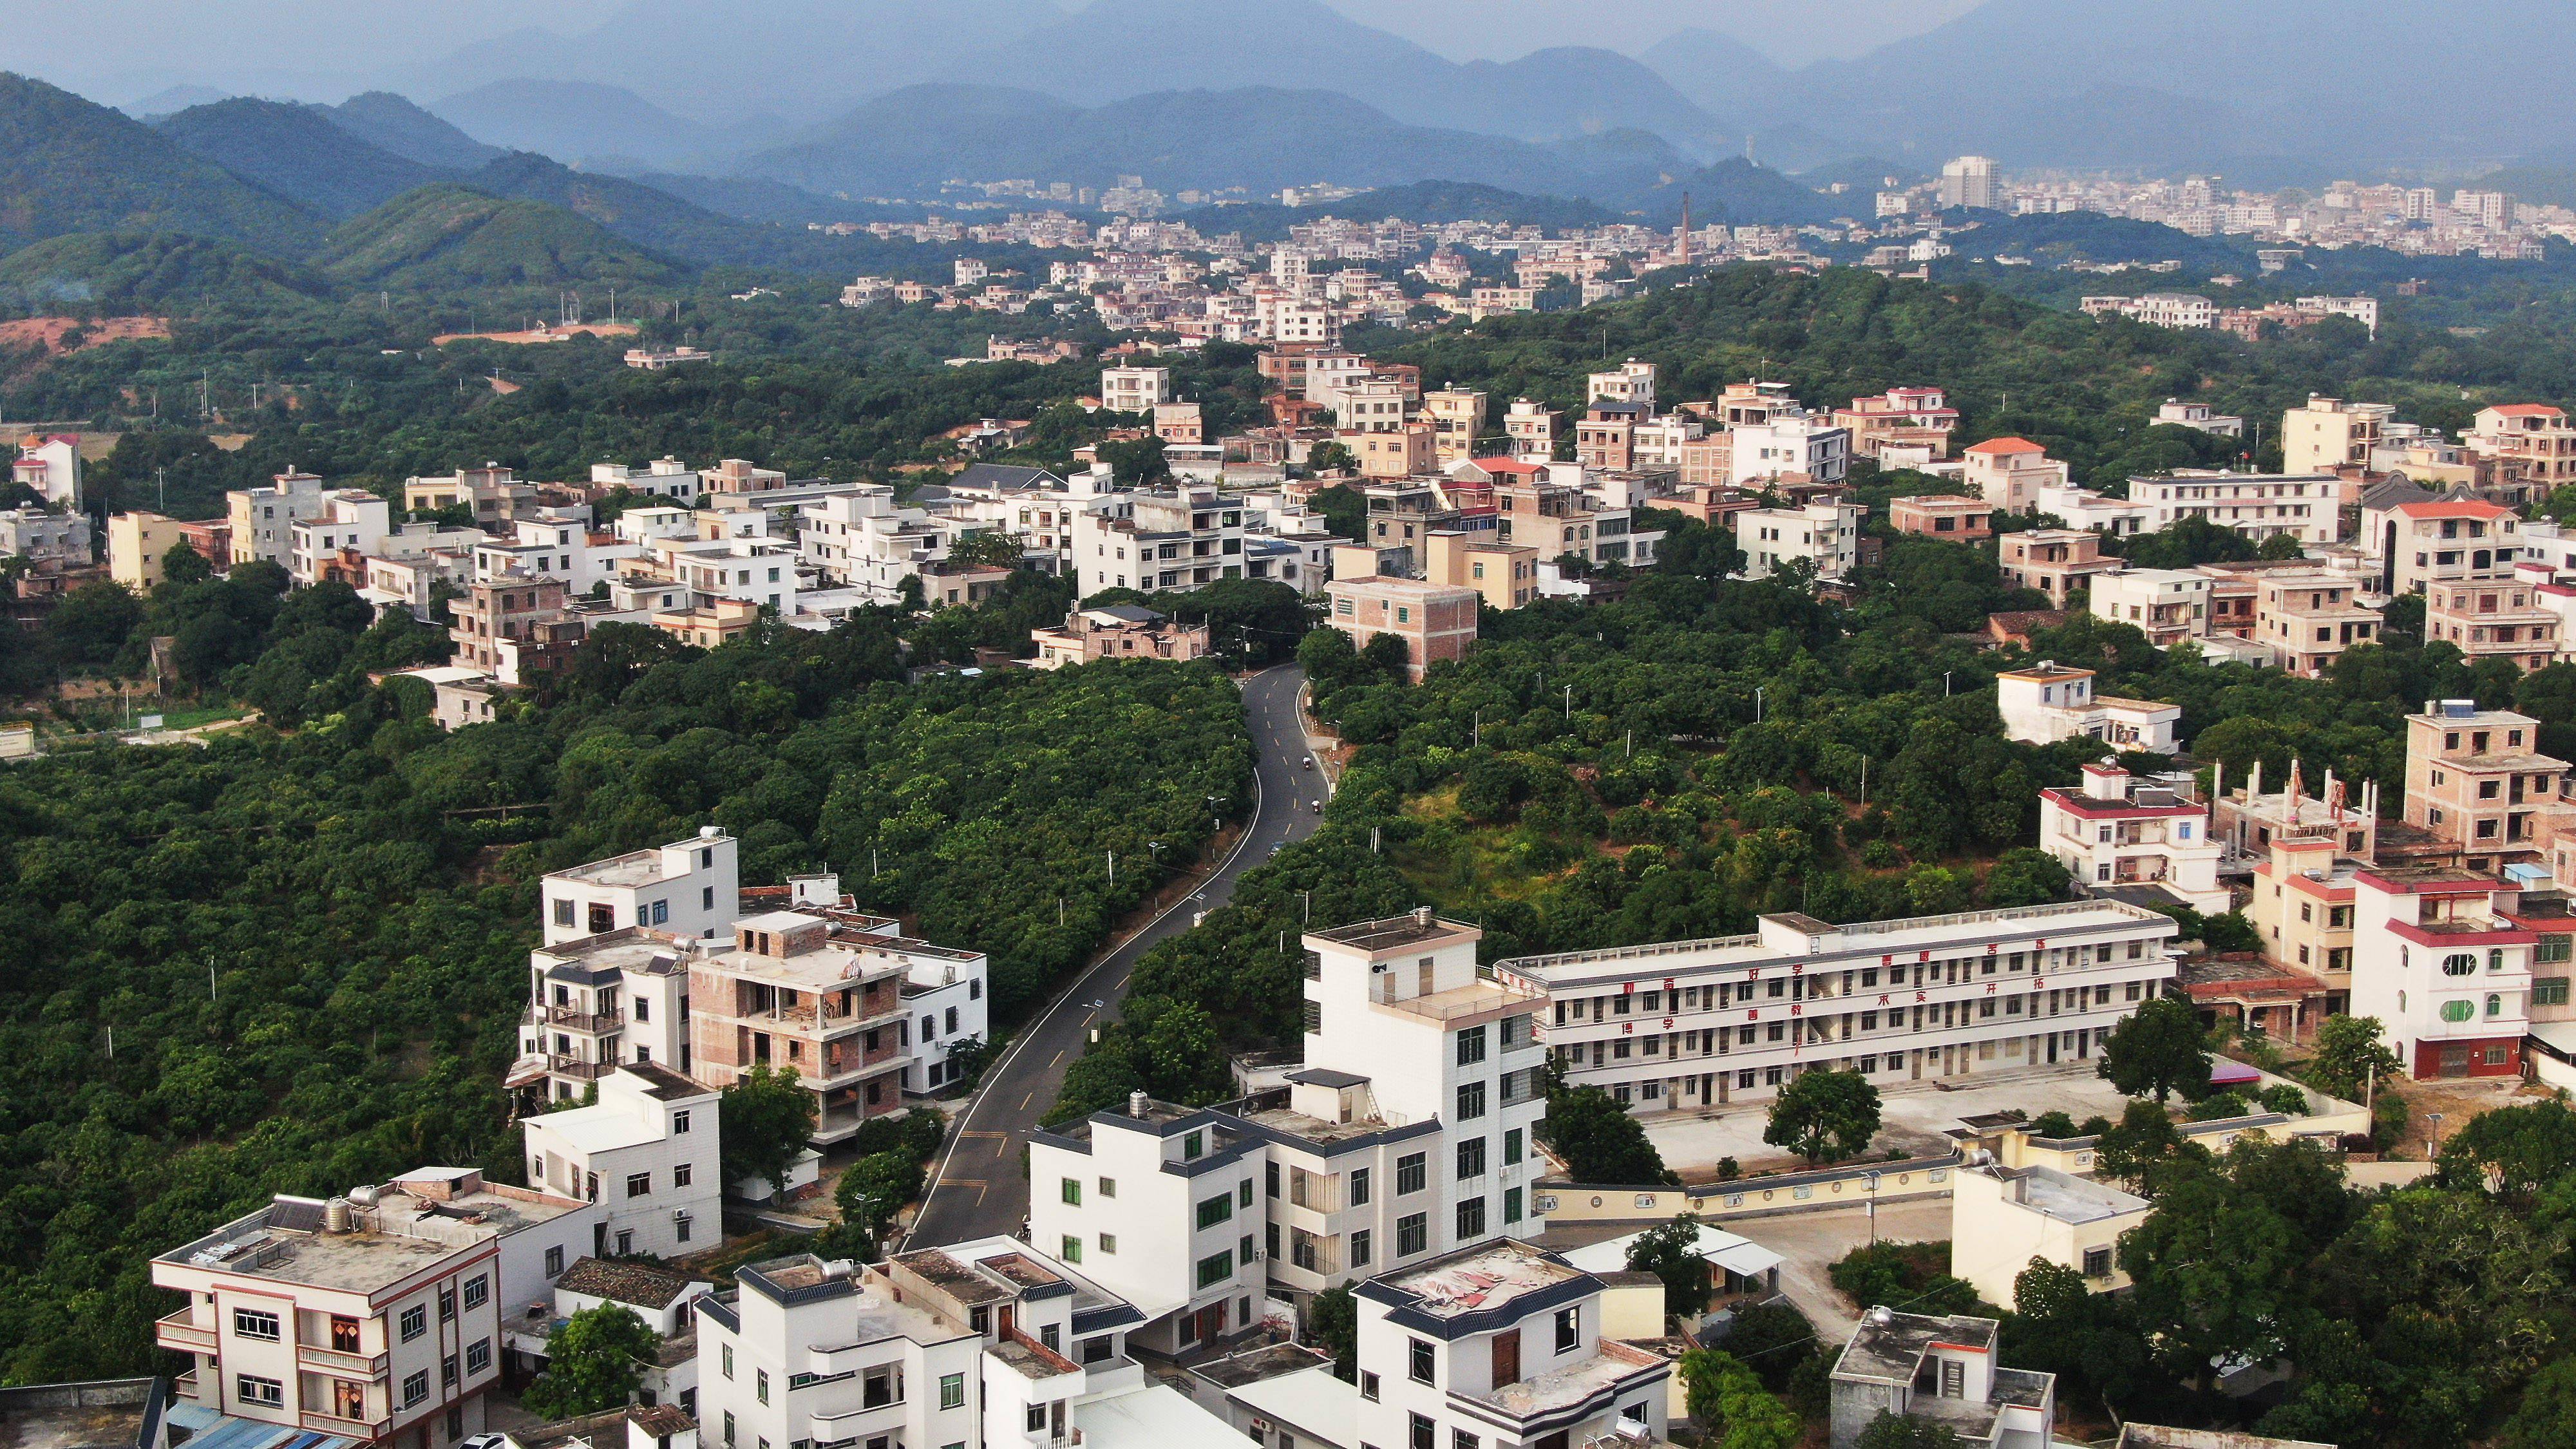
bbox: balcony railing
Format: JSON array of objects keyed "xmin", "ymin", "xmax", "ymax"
[
  {"xmin": 540, "ymin": 1005, "xmax": 624, "ymax": 1033},
  {"xmin": 300, "ymin": 1408, "xmax": 392, "ymax": 1439},
  {"xmin": 298, "ymin": 1341, "xmax": 390, "ymax": 1378},
  {"xmin": 155, "ymin": 1311, "xmax": 216, "ymax": 1354},
  {"xmin": 172, "ymin": 1372, "xmax": 199, "ymax": 1401},
  {"xmin": 546, "ymin": 1054, "xmax": 618, "ymax": 1081}
]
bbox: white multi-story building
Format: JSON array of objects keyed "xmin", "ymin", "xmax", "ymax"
[
  {"xmin": 1032, "ymin": 911, "xmax": 1550, "ymax": 1345},
  {"xmin": 524, "ymin": 1064, "xmax": 722, "ymax": 1260},
  {"xmin": 1071, "ymin": 486, "xmax": 1247, "ymax": 594},
  {"xmin": 694, "ymin": 1240, "xmax": 1235, "ymax": 1449},
  {"xmin": 1727, "ymin": 415, "xmax": 1852, "ymax": 486},
  {"xmin": 1586, "ymin": 360, "xmax": 1657, "ymax": 410},
  {"xmin": 1504, "ymin": 899, "xmax": 2179, "ymax": 1112},
  {"xmin": 797, "ymin": 486, "xmax": 964, "ymax": 601},
  {"xmin": 2037, "ymin": 762, "xmax": 2230, "ymax": 913},
  {"xmin": 2088, "ymin": 569, "xmax": 2213, "ymax": 647},
  {"xmin": 11, "ymin": 434, "xmax": 80, "ymax": 507},
  {"xmin": 2128, "ymin": 471, "xmax": 2340, "ymax": 546},
  {"xmin": 544, "ymin": 827, "xmax": 740, "ymax": 945},
  {"xmin": 1735, "ymin": 502, "xmax": 1863, "ymax": 581},
  {"xmin": 287, "ymin": 489, "xmax": 396, "ymax": 585},
  {"xmin": 1996, "ymin": 662, "xmax": 2181, "ymax": 752},
  {"xmin": 1354, "ymin": 1238, "xmax": 1671, "ymax": 1449},
  {"xmin": 1938, "ymin": 155, "xmax": 1998, "ymax": 211},
  {"xmin": 2376, "ymin": 497, "xmax": 2524, "ymax": 595},
  {"xmin": 1828, "ymin": 1310, "xmax": 2054, "ymax": 1449},
  {"xmin": 475, "ymin": 514, "xmax": 641, "ymax": 596},
  {"xmin": 1099, "ymin": 366, "xmax": 1171, "ymax": 413},
  {"xmin": 2349, "ymin": 866, "xmax": 2535, "ymax": 1081},
  {"xmin": 152, "ymin": 1168, "xmax": 598, "ymax": 1448},
  {"xmin": 592, "ymin": 458, "xmax": 705, "ymax": 508}
]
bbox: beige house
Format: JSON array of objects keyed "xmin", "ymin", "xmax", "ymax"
[
  {"xmin": 2424, "ymin": 577, "xmax": 2559, "ymax": 672},
  {"xmin": 1998, "ymin": 529, "xmax": 2124, "ymax": 605},
  {"xmin": 106, "ymin": 510, "xmax": 188, "ymax": 591},
  {"xmin": 2253, "ymin": 570, "xmax": 2380, "ymax": 676},
  {"xmin": 1423, "ymin": 529, "xmax": 1538, "ymax": 611},
  {"xmin": 2405, "ymin": 700, "xmax": 2574, "ymax": 872},
  {"xmin": 1949, "ymin": 1162, "xmax": 2148, "ymax": 1305},
  {"xmin": 2282, "ymin": 395, "xmax": 2396, "ymax": 477},
  {"xmin": 1419, "ymin": 388, "xmax": 1486, "ymax": 464},
  {"xmin": 1961, "ymin": 437, "xmax": 2069, "ymax": 511}
]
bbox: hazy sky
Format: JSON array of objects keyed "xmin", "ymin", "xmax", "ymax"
[{"xmin": 0, "ymin": 0, "xmax": 1982, "ymax": 105}]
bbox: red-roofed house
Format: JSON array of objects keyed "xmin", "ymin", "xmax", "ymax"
[
  {"xmin": 2349, "ymin": 865, "xmax": 2534, "ymax": 1079},
  {"xmin": 1962, "ymin": 437, "xmax": 2069, "ymax": 511},
  {"xmin": 2382, "ymin": 497, "xmax": 2523, "ymax": 594},
  {"xmin": 2038, "ymin": 762, "xmax": 2228, "ymax": 912}
]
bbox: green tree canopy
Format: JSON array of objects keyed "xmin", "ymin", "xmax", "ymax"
[
  {"xmin": 721, "ymin": 1065, "xmax": 817, "ymax": 1200},
  {"xmin": 2096, "ymin": 996, "xmax": 2213, "ymax": 1104},
  {"xmin": 1763, "ymin": 1069, "xmax": 1882, "ymax": 1164},
  {"xmin": 522, "ymin": 1303, "xmax": 662, "ymax": 1418}
]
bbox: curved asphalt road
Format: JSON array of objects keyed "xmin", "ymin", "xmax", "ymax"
[{"xmin": 904, "ymin": 664, "xmax": 1322, "ymax": 1248}]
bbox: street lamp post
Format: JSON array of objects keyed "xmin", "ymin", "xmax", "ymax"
[
  {"xmin": 1865, "ymin": 1170, "xmax": 1882, "ymax": 1245},
  {"xmin": 2427, "ymin": 1111, "xmax": 2447, "ymax": 1160}
]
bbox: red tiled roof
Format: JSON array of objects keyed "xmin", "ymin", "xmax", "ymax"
[
  {"xmin": 2485, "ymin": 404, "xmax": 2566, "ymax": 417},
  {"xmin": 1965, "ymin": 437, "xmax": 2045, "ymax": 455}
]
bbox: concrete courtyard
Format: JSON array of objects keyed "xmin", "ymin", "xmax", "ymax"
[{"xmin": 1641, "ymin": 1063, "xmax": 2144, "ymax": 1178}]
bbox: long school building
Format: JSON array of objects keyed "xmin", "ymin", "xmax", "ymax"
[{"xmin": 1499, "ymin": 902, "xmax": 2180, "ymax": 1112}]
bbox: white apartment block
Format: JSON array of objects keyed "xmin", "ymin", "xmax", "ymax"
[
  {"xmin": 1072, "ymin": 486, "xmax": 1247, "ymax": 594},
  {"xmin": 544, "ymin": 828, "xmax": 741, "ymax": 946},
  {"xmin": 1501, "ymin": 900, "xmax": 2179, "ymax": 1113},
  {"xmin": 1829, "ymin": 1311, "xmax": 2054, "ymax": 1449},
  {"xmin": 2349, "ymin": 866, "xmax": 2535, "ymax": 1081},
  {"xmin": 153, "ymin": 1168, "xmax": 599, "ymax": 1448},
  {"xmin": 1996, "ymin": 662, "xmax": 2181, "ymax": 752},
  {"xmin": 516, "ymin": 911, "xmax": 722, "ymax": 1104},
  {"xmin": 1727, "ymin": 415, "xmax": 1852, "ymax": 486},
  {"xmin": 2130, "ymin": 471, "xmax": 2340, "ymax": 545},
  {"xmin": 1735, "ymin": 502, "xmax": 1863, "ymax": 581},
  {"xmin": 476, "ymin": 515, "xmax": 642, "ymax": 596},
  {"xmin": 1025, "ymin": 1099, "xmax": 1271, "ymax": 1356},
  {"xmin": 1586, "ymin": 361, "xmax": 1656, "ymax": 410},
  {"xmin": 11, "ymin": 434, "xmax": 80, "ymax": 507},
  {"xmin": 524, "ymin": 1064, "xmax": 722, "ymax": 1260},
  {"xmin": 287, "ymin": 490, "xmax": 396, "ymax": 584},
  {"xmin": 1099, "ymin": 366, "xmax": 1172, "ymax": 413},
  {"xmin": 2037, "ymin": 762, "xmax": 2229, "ymax": 914},
  {"xmin": 594, "ymin": 458, "xmax": 705, "ymax": 507},
  {"xmin": 1354, "ymin": 1238, "xmax": 1671, "ymax": 1449},
  {"xmin": 1033, "ymin": 911, "xmax": 1549, "ymax": 1346},
  {"xmin": 2088, "ymin": 569, "xmax": 2212, "ymax": 648},
  {"xmin": 694, "ymin": 1240, "xmax": 1235, "ymax": 1449},
  {"xmin": 798, "ymin": 486, "xmax": 962, "ymax": 602}
]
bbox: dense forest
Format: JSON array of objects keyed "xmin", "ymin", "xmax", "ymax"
[{"xmin": 0, "ymin": 568, "xmax": 1253, "ymax": 1380}]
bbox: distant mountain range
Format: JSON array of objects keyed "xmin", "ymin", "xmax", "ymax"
[
  {"xmin": 312, "ymin": 182, "xmax": 676, "ymax": 289},
  {"xmin": 0, "ymin": 73, "xmax": 325, "ymax": 254}
]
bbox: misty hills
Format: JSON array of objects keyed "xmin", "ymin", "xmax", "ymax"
[
  {"xmin": 312, "ymin": 182, "xmax": 677, "ymax": 289},
  {"xmin": 156, "ymin": 99, "xmax": 450, "ymax": 219},
  {"xmin": 0, "ymin": 73, "xmax": 325, "ymax": 254}
]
